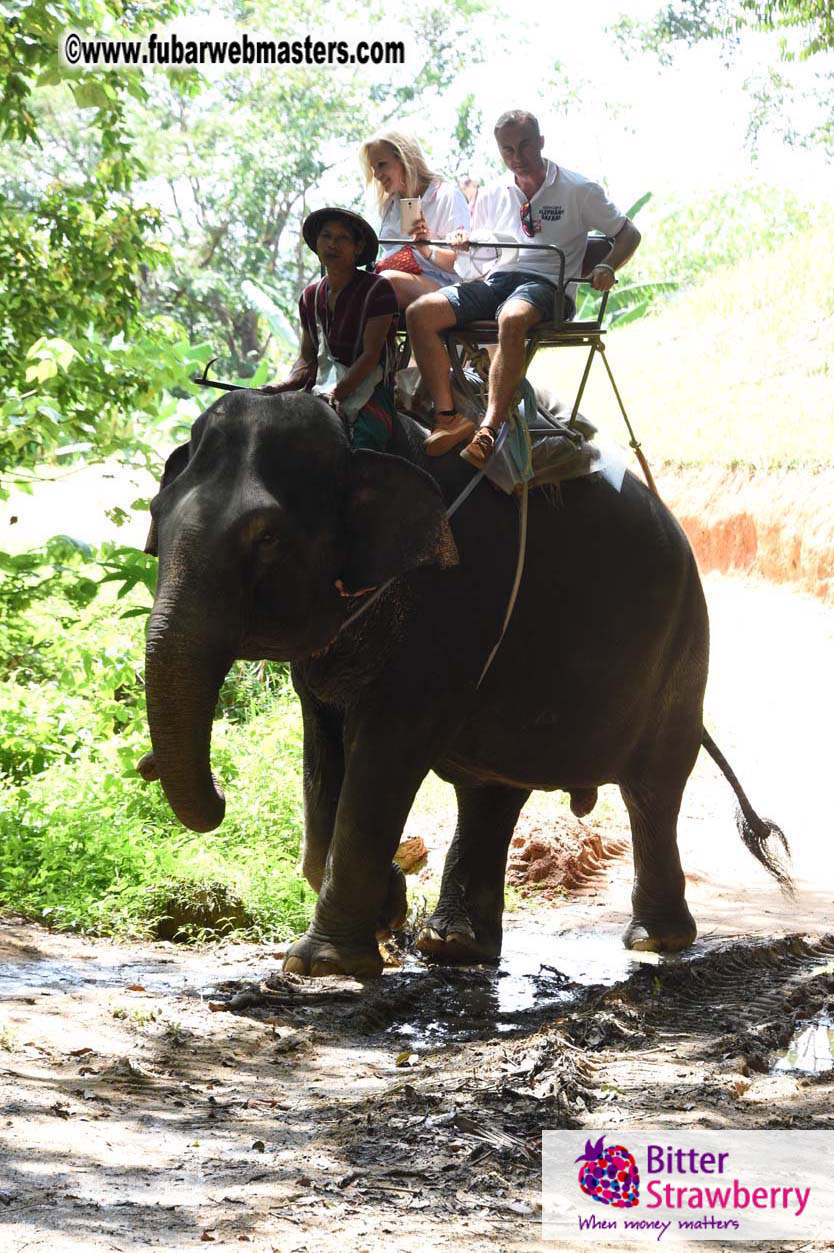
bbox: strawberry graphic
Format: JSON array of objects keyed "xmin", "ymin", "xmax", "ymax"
[{"xmin": 576, "ymin": 1135, "xmax": 640, "ymax": 1208}]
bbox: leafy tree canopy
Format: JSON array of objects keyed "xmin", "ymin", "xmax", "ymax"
[
  {"xmin": 614, "ymin": 0, "xmax": 834, "ymax": 62},
  {"xmin": 0, "ymin": 0, "xmax": 193, "ymax": 492},
  {"xmin": 2, "ymin": 0, "xmax": 488, "ymax": 404},
  {"xmin": 135, "ymin": 0, "xmax": 485, "ymax": 375}
]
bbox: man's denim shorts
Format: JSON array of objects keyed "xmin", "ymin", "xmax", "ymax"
[{"xmin": 440, "ymin": 270, "xmax": 575, "ymax": 326}]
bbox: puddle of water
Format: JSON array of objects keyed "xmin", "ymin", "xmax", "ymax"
[
  {"xmin": 774, "ymin": 1013, "xmax": 834, "ymax": 1074},
  {"xmin": 391, "ymin": 925, "xmax": 646, "ymax": 1044},
  {"xmin": 0, "ymin": 950, "xmax": 273, "ymax": 1001},
  {"xmin": 0, "ymin": 924, "xmax": 662, "ymax": 1047},
  {"xmin": 496, "ymin": 927, "xmax": 638, "ymax": 1015}
]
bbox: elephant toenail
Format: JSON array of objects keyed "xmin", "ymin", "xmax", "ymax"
[{"xmin": 311, "ymin": 958, "xmax": 345, "ymax": 977}]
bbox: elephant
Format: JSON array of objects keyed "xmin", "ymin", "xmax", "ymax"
[{"xmin": 143, "ymin": 388, "xmax": 788, "ymax": 979}]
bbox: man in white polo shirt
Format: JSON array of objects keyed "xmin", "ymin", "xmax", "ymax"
[{"xmin": 406, "ymin": 109, "xmax": 641, "ymax": 467}]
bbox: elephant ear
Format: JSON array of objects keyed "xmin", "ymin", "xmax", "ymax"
[
  {"xmin": 342, "ymin": 449, "xmax": 458, "ymax": 592},
  {"xmin": 143, "ymin": 442, "xmax": 191, "ymax": 556}
]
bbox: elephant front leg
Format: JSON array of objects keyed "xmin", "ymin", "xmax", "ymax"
[
  {"xmin": 284, "ymin": 743, "xmax": 428, "ymax": 978},
  {"xmin": 620, "ymin": 782, "xmax": 697, "ymax": 953},
  {"xmin": 297, "ymin": 691, "xmax": 406, "ymax": 937},
  {"xmin": 417, "ymin": 783, "xmax": 530, "ymax": 964}
]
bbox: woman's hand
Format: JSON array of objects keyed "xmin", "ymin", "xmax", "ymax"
[
  {"xmin": 411, "ymin": 211, "xmax": 431, "ymax": 257},
  {"xmin": 446, "ymin": 228, "xmax": 470, "ymax": 253}
]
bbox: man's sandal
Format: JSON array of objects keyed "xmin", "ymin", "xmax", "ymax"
[
  {"xmin": 460, "ymin": 425, "xmax": 497, "ymax": 469},
  {"xmin": 424, "ymin": 410, "xmax": 475, "ymax": 457}
]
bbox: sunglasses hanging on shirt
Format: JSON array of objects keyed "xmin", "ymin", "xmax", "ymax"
[{"xmin": 520, "ymin": 200, "xmax": 536, "ymax": 238}]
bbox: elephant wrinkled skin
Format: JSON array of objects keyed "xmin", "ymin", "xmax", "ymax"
[{"xmin": 144, "ymin": 390, "xmax": 782, "ymax": 979}]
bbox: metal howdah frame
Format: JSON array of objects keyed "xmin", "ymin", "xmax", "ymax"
[{"xmin": 385, "ymin": 234, "xmax": 622, "ymax": 432}]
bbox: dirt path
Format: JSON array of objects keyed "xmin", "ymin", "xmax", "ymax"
[{"xmin": 1, "ymin": 572, "xmax": 833, "ymax": 1253}]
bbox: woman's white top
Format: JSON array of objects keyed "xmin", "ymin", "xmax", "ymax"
[{"xmin": 377, "ymin": 178, "xmax": 470, "ymax": 285}]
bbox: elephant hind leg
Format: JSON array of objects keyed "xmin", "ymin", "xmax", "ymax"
[
  {"xmin": 417, "ymin": 782, "xmax": 530, "ymax": 964},
  {"xmin": 620, "ymin": 780, "xmax": 696, "ymax": 953}
]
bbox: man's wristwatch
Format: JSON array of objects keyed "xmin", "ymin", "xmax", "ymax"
[{"xmin": 594, "ymin": 263, "xmax": 616, "ymax": 276}]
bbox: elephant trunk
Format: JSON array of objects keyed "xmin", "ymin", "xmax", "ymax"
[{"xmin": 145, "ymin": 591, "xmax": 233, "ymax": 833}]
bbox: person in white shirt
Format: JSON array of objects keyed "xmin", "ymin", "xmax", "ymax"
[
  {"xmin": 407, "ymin": 110, "xmax": 641, "ymax": 467},
  {"xmin": 360, "ymin": 130, "xmax": 470, "ymax": 310}
]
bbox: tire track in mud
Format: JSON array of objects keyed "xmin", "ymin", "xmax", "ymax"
[
  {"xmin": 627, "ymin": 935, "xmax": 834, "ymax": 1042},
  {"xmin": 3, "ymin": 921, "xmax": 834, "ymax": 1252},
  {"xmin": 196, "ymin": 932, "xmax": 834, "ymax": 1247},
  {"xmin": 550, "ymin": 932, "xmax": 834, "ymax": 1159},
  {"xmin": 563, "ymin": 934, "xmax": 834, "ymax": 1054},
  {"xmin": 222, "ymin": 934, "xmax": 834, "ymax": 1068}
]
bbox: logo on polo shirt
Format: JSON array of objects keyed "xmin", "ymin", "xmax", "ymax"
[{"xmin": 540, "ymin": 206, "xmax": 565, "ymax": 222}]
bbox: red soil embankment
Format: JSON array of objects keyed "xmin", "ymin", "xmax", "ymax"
[{"xmin": 660, "ymin": 465, "xmax": 834, "ymax": 604}]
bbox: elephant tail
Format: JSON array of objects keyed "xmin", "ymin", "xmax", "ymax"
[{"xmin": 701, "ymin": 728, "xmax": 793, "ymax": 893}]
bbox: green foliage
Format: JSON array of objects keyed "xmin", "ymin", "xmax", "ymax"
[
  {"xmin": 574, "ymin": 192, "xmax": 681, "ymax": 328},
  {"xmin": 450, "ymin": 93, "xmax": 482, "ymax": 176},
  {"xmin": 97, "ymin": 546, "xmax": 158, "ymax": 614},
  {"xmin": 0, "ymin": 536, "xmax": 98, "ymax": 700},
  {"xmin": 0, "ymin": 0, "xmax": 197, "ymax": 492},
  {"xmin": 544, "ymin": 216, "xmax": 834, "ymax": 470},
  {"xmin": 0, "ymin": 156, "xmax": 209, "ymax": 485},
  {"xmin": 575, "ymin": 280, "xmax": 681, "ymax": 329},
  {"xmin": 0, "ymin": 560, "xmax": 313, "ymax": 938},
  {"xmin": 576, "ymin": 182, "xmax": 814, "ymax": 330},
  {"xmin": 630, "ymin": 183, "xmax": 814, "ymax": 289},
  {"xmin": 613, "ymin": 0, "xmax": 834, "ymax": 62},
  {"xmin": 611, "ymin": 2, "xmax": 834, "ymax": 161},
  {"xmin": 134, "ymin": 0, "xmax": 486, "ymax": 375},
  {"xmin": 1, "ymin": 0, "xmax": 166, "ymax": 168}
]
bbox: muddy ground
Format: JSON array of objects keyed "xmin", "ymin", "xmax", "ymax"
[{"xmin": 2, "ymin": 573, "xmax": 833, "ymax": 1253}]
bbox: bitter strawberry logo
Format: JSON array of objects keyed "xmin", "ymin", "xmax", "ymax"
[{"xmin": 576, "ymin": 1135, "xmax": 640, "ymax": 1208}]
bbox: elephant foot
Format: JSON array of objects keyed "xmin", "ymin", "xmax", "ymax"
[
  {"xmin": 283, "ymin": 930, "xmax": 383, "ymax": 978},
  {"xmin": 416, "ymin": 906, "xmax": 501, "ymax": 964},
  {"xmin": 623, "ymin": 908, "xmax": 697, "ymax": 954}
]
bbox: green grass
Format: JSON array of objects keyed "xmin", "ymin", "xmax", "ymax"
[
  {"xmin": 530, "ymin": 216, "xmax": 834, "ymax": 471},
  {"xmin": 0, "ymin": 570, "xmax": 314, "ymax": 940},
  {"xmin": 0, "ymin": 690, "xmax": 315, "ymax": 940}
]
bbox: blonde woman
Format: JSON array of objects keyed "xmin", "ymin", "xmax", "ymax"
[{"xmin": 359, "ymin": 131, "xmax": 470, "ymax": 310}]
